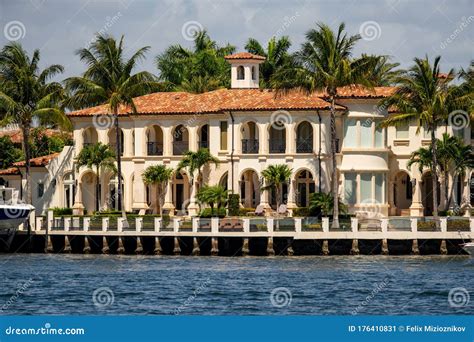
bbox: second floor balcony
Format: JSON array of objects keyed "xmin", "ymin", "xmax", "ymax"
[
  {"xmin": 269, "ymin": 140, "xmax": 286, "ymax": 154},
  {"xmin": 147, "ymin": 142, "xmax": 163, "ymax": 156},
  {"xmin": 242, "ymin": 139, "xmax": 259, "ymax": 154},
  {"xmin": 173, "ymin": 141, "xmax": 189, "ymax": 155}
]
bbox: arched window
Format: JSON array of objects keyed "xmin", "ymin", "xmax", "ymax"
[
  {"xmin": 237, "ymin": 66, "xmax": 245, "ymax": 80},
  {"xmin": 296, "ymin": 121, "xmax": 313, "ymax": 153}
]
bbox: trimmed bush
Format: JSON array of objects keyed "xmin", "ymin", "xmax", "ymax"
[
  {"xmin": 417, "ymin": 221, "xmax": 438, "ymax": 230},
  {"xmin": 293, "ymin": 207, "xmax": 310, "ymax": 217},
  {"xmin": 239, "ymin": 208, "xmax": 256, "ymax": 216},
  {"xmin": 199, "ymin": 208, "xmax": 226, "ymax": 218},
  {"xmin": 447, "ymin": 219, "xmax": 470, "ymax": 231},
  {"xmin": 227, "ymin": 194, "xmax": 240, "ymax": 216},
  {"xmin": 51, "ymin": 207, "xmax": 73, "ymax": 216},
  {"xmin": 303, "ymin": 223, "xmax": 322, "ymax": 230}
]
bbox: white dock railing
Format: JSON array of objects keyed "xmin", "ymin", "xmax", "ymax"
[{"xmin": 30, "ymin": 214, "xmax": 474, "ymax": 240}]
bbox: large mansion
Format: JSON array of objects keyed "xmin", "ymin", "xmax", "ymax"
[{"xmin": 1, "ymin": 53, "xmax": 472, "ymax": 217}]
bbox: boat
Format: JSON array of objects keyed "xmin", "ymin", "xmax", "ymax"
[
  {"xmin": 461, "ymin": 242, "xmax": 474, "ymax": 256},
  {"xmin": 0, "ymin": 186, "xmax": 34, "ymax": 233}
]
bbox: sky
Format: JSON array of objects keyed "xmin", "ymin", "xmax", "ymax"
[{"xmin": 0, "ymin": 0, "xmax": 472, "ymax": 80}]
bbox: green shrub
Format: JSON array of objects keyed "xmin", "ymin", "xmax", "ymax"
[
  {"xmin": 238, "ymin": 208, "xmax": 256, "ymax": 216},
  {"xmin": 256, "ymin": 224, "xmax": 267, "ymax": 231},
  {"xmin": 293, "ymin": 207, "xmax": 309, "ymax": 217},
  {"xmin": 199, "ymin": 208, "xmax": 226, "ymax": 218},
  {"xmin": 417, "ymin": 221, "xmax": 438, "ymax": 230},
  {"xmin": 51, "ymin": 207, "xmax": 73, "ymax": 216},
  {"xmin": 303, "ymin": 223, "xmax": 322, "ymax": 230},
  {"xmin": 227, "ymin": 194, "xmax": 240, "ymax": 216},
  {"xmin": 447, "ymin": 219, "xmax": 470, "ymax": 230}
]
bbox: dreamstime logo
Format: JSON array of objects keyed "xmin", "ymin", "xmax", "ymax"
[
  {"xmin": 4, "ymin": 21, "xmax": 26, "ymax": 41},
  {"xmin": 181, "ymin": 21, "xmax": 203, "ymax": 41},
  {"xmin": 270, "ymin": 287, "xmax": 292, "ymax": 308},
  {"xmin": 85, "ymin": 12, "xmax": 123, "ymax": 49},
  {"xmin": 448, "ymin": 287, "xmax": 470, "ymax": 308},
  {"xmin": 92, "ymin": 287, "xmax": 115, "ymax": 308},
  {"xmin": 0, "ymin": 278, "xmax": 33, "ymax": 313},
  {"xmin": 448, "ymin": 110, "xmax": 470, "ymax": 131},
  {"xmin": 351, "ymin": 277, "xmax": 389, "ymax": 315},
  {"xmin": 92, "ymin": 114, "xmax": 114, "ymax": 130},
  {"xmin": 440, "ymin": 16, "xmax": 474, "ymax": 50},
  {"xmin": 359, "ymin": 198, "xmax": 383, "ymax": 219},
  {"xmin": 359, "ymin": 21, "xmax": 381, "ymax": 41},
  {"xmin": 270, "ymin": 110, "xmax": 292, "ymax": 130}
]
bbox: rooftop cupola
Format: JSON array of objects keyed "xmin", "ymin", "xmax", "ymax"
[{"xmin": 224, "ymin": 52, "xmax": 265, "ymax": 89}]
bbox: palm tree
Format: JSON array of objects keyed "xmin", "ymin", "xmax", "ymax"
[
  {"xmin": 380, "ymin": 56, "xmax": 458, "ymax": 217},
  {"xmin": 362, "ymin": 54, "xmax": 403, "ymax": 86},
  {"xmin": 436, "ymin": 133, "xmax": 458, "ymax": 209},
  {"xmin": 309, "ymin": 192, "xmax": 347, "ymax": 217},
  {"xmin": 0, "ymin": 43, "xmax": 68, "ymax": 204},
  {"xmin": 271, "ymin": 22, "xmax": 375, "ymax": 228},
  {"xmin": 156, "ymin": 30, "xmax": 235, "ymax": 93},
  {"xmin": 142, "ymin": 164, "xmax": 173, "ymax": 216},
  {"xmin": 196, "ymin": 185, "xmax": 228, "ymax": 216},
  {"xmin": 76, "ymin": 142, "xmax": 116, "ymax": 211},
  {"xmin": 245, "ymin": 36, "xmax": 292, "ymax": 87},
  {"xmin": 65, "ymin": 35, "xmax": 162, "ymax": 212},
  {"xmin": 449, "ymin": 137, "xmax": 474, "ymax": 208},
  {"xmin": 261, "ymin": 164, "xmax": 293, "ymax": 214},
  {"xmin": 176, "ymin": 148, "xmax": 220, "ymax": 187}
]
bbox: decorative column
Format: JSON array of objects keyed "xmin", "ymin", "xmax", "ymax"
[
  {"xmin": 266, "ymin": 237, "xmax": 275, "ymax": 256},
  {"xmin": 173, "ymin": 237, "xmax": 181, "ymax": 255},
  {"xmin": 463, "ymin": 175, "xmax": 471, "ymax": 217},
  {"xmin": 211, "ymin": 237, "xmax": 219, "ymax": 256},
  {"xmin": 287, "ymin": 179, "xmax": 297, "ymax": 213},
  {"xmin": 102, "ymin": 236, "xmax": 109, "ymax": 254},
  {"xmin": 381, "ymin": 239, "xmax": 389, "ymax": 255},
  {"xmin": 117, "ymin": 237, "xmax": 125, "ymax": 254},
  {"xmin": 242, "ymin": 238, "xmax": 250, "ymax": 256},
  {"xmin": 162, "ymin": 181, "xmax": 175, "ymax": 215},
  {"xmin": 411, "ymin": 239, "xmax": 420, "ymax": 255},
  {"xmin": 135, "ymin": 237, "xmax": 143, "ymax": 254},
  {"xmin": 409, "ymin": 168, "xmax": 424, "ymax": 216},
  {"xmin": 287, "ymin": 122, "xmax": 296, "ymax": 154},
  {"xmin": 258, "ymin": 122, "xmax": 268, "ymax": 155},
  {"xmin": 192, "ymin": 237, "xmax": 200, "ymax": 256},
  {"xmin": 123, "ymin": 128, "xmax": 133, "ymax": 157},
  {"xmin": 187, "ymin": 179, "xmax": 199, "ymax": 216},
  {"xmin": 132, "ymin": 161, "xmax": 148, "ymax": 213},
  {"xmin": 162, "ymin": 126, "xmax": 173, "ymax": 156},
  {"xmin": 83, "ymin": 236, "xmax": 91, "ymax": 254},
  {"xmin": 350, "ymin": 239, "xmax": 360, "ymax": 255},
  {"xmin": 72, "ymin": 180, "xmax": 85, "ymax": 216},
  {"xmin": 154, "ymin": 237, "xmax": 162, "ymax": 255},
  {"xmin": 188, "ymin": 126, "xmax": 198, "ymax": 152}
]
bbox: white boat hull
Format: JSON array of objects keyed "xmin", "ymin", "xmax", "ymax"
[
  {"xmin": 0, "ymin": 204, "xmax": 34, "ymax": 233},
  {"xmin": 461, "ymin": 243, "xmax": 474, "ymax": 256}
]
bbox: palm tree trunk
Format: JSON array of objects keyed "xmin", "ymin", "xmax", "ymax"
[
  {"xmin": 330, "ymin": 96, "xmax": 339, "ymax": 228},
  {"xmin": 114, "ymin": 113, "xmax": 123, "ymax": 213},
  {"xmin": 21, "ymin": 126, "xmax": 32, "ymax": 204},
  {"xmin": 430, "ymin": 128, "xmax": 439, "ymax": 217},
  {"xmin": 444, "ymin": 170, "xmax": 449, "ymax": 210},
  {"xmin": 96, "ymin": 167, "xmax": 100, "ymax": 212}
]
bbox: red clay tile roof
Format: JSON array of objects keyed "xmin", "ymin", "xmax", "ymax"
[
  {"xmin": 13, "ymin": 153, "xmax": 60, "ymax": 167},
  {"xmin": 318, "ymin": 86, "xmax": 396, "ymax": 99},
  {"xmin": 0, "ymin": 167, "xmax": 20, "ymax": 176},
  {"xmin": 224, "ymin": 52, "xmax": 266, "ymax": 60},
  {"xmin": 0, "ymin": 129, "xmax": 71, "ymax": 144},
  {"xmin": 67, "ymin": 88, "xmax": 354, "ymax": 116}
]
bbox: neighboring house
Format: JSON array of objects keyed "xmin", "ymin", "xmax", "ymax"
[
  {"xmin": 0, "ymin": 52, "xmax": 472, "ymax": 217},
  {"xmin": 0, "ymin": 147, "xmax": 74, "ymax": 215}
]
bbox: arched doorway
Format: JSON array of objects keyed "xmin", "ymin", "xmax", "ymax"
[
  {"xmin": 241, "ymin": 121, "xmax": 259, "ymax": 154},
  {"xmin": 422, "ymin": 172, "xmax": 440, "ymax": 216},
  {"xmin": 199, "ymin": 124, "xmax": 209, "ymax": 149},
  {"xmin": 62, "ymin": 172, "xmax": 76, "ymax": 208},
  {"xmin": 240, "ymin": 170, "xmax": 260, "ymax": 208},
  {"xmin": 393, "ymin": 171, "xmax": 412, "ymax": 215},
  {"xmin": 295, "ymin": 170, "xmax": 315, "ymax": 207},
  {"xmin": 269, "ymin": 122, "xmax": 286, "ymax": 153},
  {"xmin": 107, "ymin": 174, "xmax": 124, "ymax": 211},
  {"xmin": 219, "ymin": 172, "xmax": 228, "ymax": 191},
  {"xmin": 146, "ymin": 125, "xmax": 163, "ymax": 155},
  {"xmin": 173, "ymin": 125, "xmax": 189, "ymax": 155},
  {"xmin": 172, "ymin": 172, "xmax": 190, "ymax": 213},
  {"xmin": 296, "ymin": 121, "xmax": 313, "ymax": 153}
]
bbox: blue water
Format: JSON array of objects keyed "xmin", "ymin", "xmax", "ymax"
[{"xmin": 0, "ymin": 255, "xmax": 472, "ymax": 315}]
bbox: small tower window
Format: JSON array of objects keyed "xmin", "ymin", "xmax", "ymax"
[
  {"xmin": 251, "ymin": 66, "xmax": 256, "ymax": 80},
  {"xmin": 237, "ymin": 66, "xmax": 245, "ymax": 80}
]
